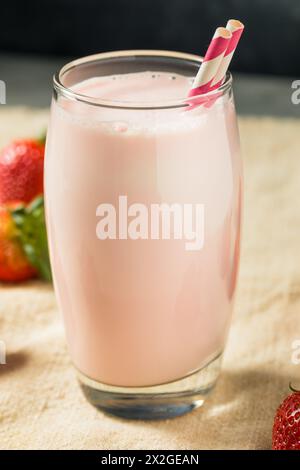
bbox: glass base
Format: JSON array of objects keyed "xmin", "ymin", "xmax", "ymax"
[{"xmin": 78, "ymin": 353, "xmax": 222, "ymax": 420}]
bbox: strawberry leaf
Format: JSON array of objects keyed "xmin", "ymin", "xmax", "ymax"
[
  {"xmin": 11, "ymin": 196, "xmax": 52, "ymax": 281},
  {"xmin": 36, "ymin": 131, "xmax": 47, "ymax": 146}
]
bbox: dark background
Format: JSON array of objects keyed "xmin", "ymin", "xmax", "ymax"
[
  {"xmin": 1, "ymin": 0, "xmax": 300, "ymax": 76},
  {"xmin": 0, "ymin": 0, "xmax": 299, "ymax": 115}
]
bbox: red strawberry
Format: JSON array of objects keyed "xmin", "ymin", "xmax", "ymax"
[
  {"xmin": 272, "ymin": 389, "xmax": 300, "ymax": 450},
  {"xmin": 0, "ymin": 203, "xmax": 37, "ymax": 282},
  {"xmin": 0, "ymin": 139, "xmax": 44, "ymax": 204}
]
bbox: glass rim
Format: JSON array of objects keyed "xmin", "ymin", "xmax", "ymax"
[{"xmin": 53, "ymin": 49, "xmax": 232, "ymax": 110}]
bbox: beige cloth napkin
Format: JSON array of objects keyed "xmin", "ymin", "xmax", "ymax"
[{"xmin": 0, "ymin": 108, "xmax": 300, "ymax": 450}]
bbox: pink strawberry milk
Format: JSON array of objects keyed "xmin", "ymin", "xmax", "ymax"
[{"xmin": 45, "ymin": 50, "xmax": 242, "ymax": 419}]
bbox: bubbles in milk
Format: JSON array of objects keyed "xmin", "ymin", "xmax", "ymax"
[
  {"xmin": 113, "ymin": 122, "xmax": 128, "ymax": 133},
  {"xmin": 59, "ymin": 71, "xmax": 221, "ymax": 135}
]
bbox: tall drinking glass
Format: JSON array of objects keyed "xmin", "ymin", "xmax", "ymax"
[{"xmin": 45, "ymin": 50, "xmax": 242, "ymax": 419}]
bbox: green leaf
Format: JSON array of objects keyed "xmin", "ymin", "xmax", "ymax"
[
  {"xmin": 36, "ymin": 130, "xmax": 47, "ymax": 146},
  {"xmin": 10, "ymin": 196, "xmax": 52, "ymax": 282}
]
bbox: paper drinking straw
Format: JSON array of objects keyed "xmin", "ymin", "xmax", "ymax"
[
  {"xmin": 188, "ymin": 27, "xmax": 232, "ymax": 98},
  {"xmin": 200, "ymin": 19, "xmax": 244, "ymax": 109},
  {"xmin": 210, "ymin": 19, "xmax": 244, "ymax": 88}
]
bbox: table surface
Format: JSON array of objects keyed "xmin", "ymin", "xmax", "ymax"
[
  {"xmin": 1, "ymin": 52, "xmax": 299, "ymax": 117},
  {"xmin": 0, "ymin": 108, "xmax": 300, "ymax": 449}
]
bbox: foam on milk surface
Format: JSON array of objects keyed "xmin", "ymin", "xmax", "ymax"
[
  {"xmin": 59, "ymin": 71, "xmax": 222, "ymax": 134},
  {"xmin": 72, "ymin": 71, "xmax": 193, "ymax": 103}
]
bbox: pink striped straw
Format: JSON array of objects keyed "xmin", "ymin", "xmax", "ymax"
[
  {"xmin": 209, "ymin": 19, "xmax": 244, "ymax": 90},
  {"xmin": 188, "ymin": 27, "xmax": 232, "ymax": 99}
]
